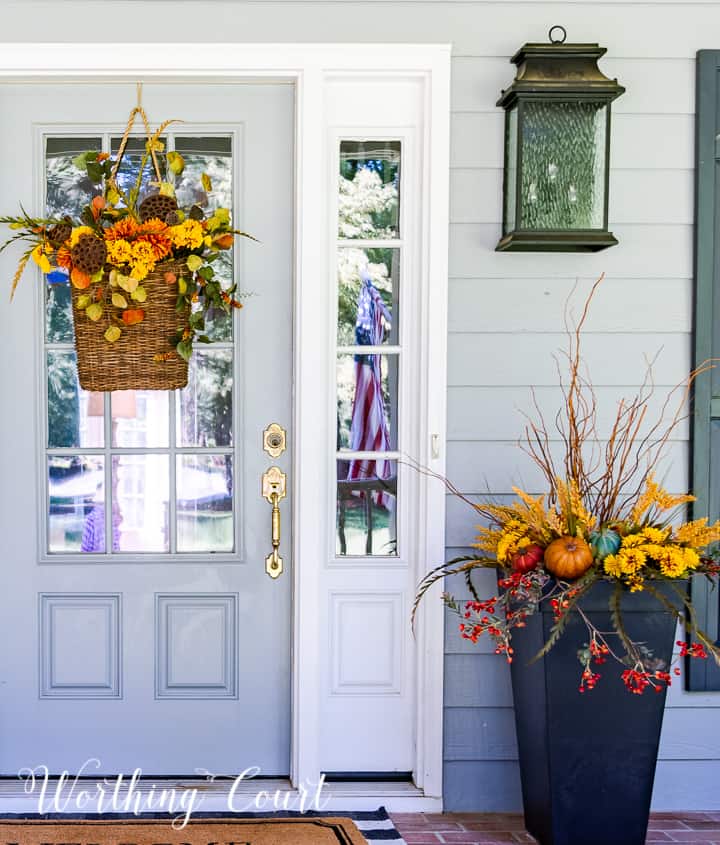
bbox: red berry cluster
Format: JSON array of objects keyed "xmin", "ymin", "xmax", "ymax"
[
  {"xmin": 579, "ymin": 667, "xmax": 601, "ymax": 693},
  {"xmin": 464, "ymin": 598, "xmax": 497, "ymax": 616},
  {"xmin": 589, "ymin": 639, "xmax": 609, "ymax": 664},
  {"xmin": 577, "ymin": 636, "xmax": 611, "ymax": 692},
  {"xmin": 459, "ymin": 621, "xmax": 503, "ymax": 643},
  {"xmin": 494, "ymin": 641, "xmax": 514, "ymax": 663},
  {"xmin": 497, "ymin": 571, "xmax": 526, "ymax": 591},
  {"xmin": 677, "ymin": 640, "xmax": 708, "ymax": 659},
  {"xmin": 458, "ymin": 595, "xmax": 518, "ymax": 662},
  {"xmin": 621, "ymin": 668, "xmax": 672, "ymax": 695},
  {"xmin": 550, "ymin": 596, "xmax": 570, "ymax": 622}
]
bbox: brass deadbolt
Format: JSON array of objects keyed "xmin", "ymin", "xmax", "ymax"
[{"xmin": 263, "ymin": 423, "xmax": 287, "ymax": 458}]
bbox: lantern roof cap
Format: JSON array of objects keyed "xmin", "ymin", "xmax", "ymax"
[
  {"xmin": 497, "ymin": 39, "xmax": 625, "ymax": 108},
  {"xmin": 510, "ymin": 41, "xmax": 608, "ymax": 64}
]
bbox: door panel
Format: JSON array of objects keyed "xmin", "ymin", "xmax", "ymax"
[{"xmin": 0, "ymin": 83, "xmax": 294, "ymax": 774}]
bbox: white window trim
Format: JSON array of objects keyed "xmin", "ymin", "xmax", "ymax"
[{"xmin": 0, "ymin": 43, "xmax": 451, "ymax": 811}]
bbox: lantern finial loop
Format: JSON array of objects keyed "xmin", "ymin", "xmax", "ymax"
[{"xmin": 548, "ymin": 24, "xmax": 567, "ymax": 44}]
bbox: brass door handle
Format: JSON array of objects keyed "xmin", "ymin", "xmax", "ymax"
[{"xmin": 262, "ymin": 466, "xmax": 286, "ymax": 578}]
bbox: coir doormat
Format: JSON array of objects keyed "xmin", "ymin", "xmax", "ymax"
[{"xmin": 0, "ymin": 817, "xmax": 369, "ymax": 845}]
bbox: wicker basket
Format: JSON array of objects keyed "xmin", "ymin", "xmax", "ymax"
[{"xmin": 71, "ymin": 260, "xmax": 190, "ymax": 392}]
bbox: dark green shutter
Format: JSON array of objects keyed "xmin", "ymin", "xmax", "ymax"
[{"xmin": 690, "ymin": 50, "xmax": 720, "ymax": 690}]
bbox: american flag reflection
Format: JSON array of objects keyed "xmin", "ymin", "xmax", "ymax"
[{"xmin": 347, "ymin": 270, "xmax": 393, "ymax": 507}]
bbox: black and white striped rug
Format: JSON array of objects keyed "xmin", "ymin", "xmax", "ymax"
[
  {"xmin": 0, "ymin": 809, "xmax": 406, "ymax": 843},
  {"xmin": 335, "ymin": 808, "xmax": 406, "ymax": 843}
]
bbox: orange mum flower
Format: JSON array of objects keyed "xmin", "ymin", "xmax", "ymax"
[
  {"xmin": 55, "ymin": 246, "xmax": 72, "ymax": 268},
  {"xmin": 139, "ymin": 231, "xmax": 172, "ymax": 262},
  {"xmin": 105, "ymin": 218, "xmax": 140, "ymax": 241},
  {"xmin": 104, "ymin": 217, "xmax": 171, "ymax": 261},
  {"xmin": 139, "ymin": 219, "xmax": 169, "ymax": 235}
]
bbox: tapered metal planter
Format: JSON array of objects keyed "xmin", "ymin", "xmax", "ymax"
[{"xmin": 509, "ymin": 580, "xmax": 683, "ymax": 845}]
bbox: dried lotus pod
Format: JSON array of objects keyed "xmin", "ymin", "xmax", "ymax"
[
  {"xmin": 70, "ymin": 234, "xmax": 107, "ymax": 275},
  {"xmin": 165, "ymin": 210, "xmax": 181, "ymax": 226},
  {"xmin": 46, "ymin": 218, "xmax": 72, "ymax": 248},
  {"xmin": 138, "ymin": 192, "xmax": 178, "ymax": 223}
]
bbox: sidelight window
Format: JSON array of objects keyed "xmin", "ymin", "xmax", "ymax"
[{"xmin": 335, "ymin": 140, "xmax": 401, "ymax": 557}]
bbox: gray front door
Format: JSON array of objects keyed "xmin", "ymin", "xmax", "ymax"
[{"xmin": 0, "ymin": 82, "xmax": 294, "ymax": 775}]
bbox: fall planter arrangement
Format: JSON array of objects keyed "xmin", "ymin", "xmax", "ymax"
[
  {"xmin": 414, "ymin": 277, "xmax": 720, "ymax": 845},
  {"xmin": 0, "ymin": 103, "xmax": 250, "ymax": 391}
]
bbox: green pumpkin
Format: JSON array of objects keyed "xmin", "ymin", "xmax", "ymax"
[{"xmin": 589, "ymin": 528, "xmax": 622, "ymax": 560}]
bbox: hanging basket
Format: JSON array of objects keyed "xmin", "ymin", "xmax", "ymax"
[
  {"xmin": 71, "ymin": 259, "xmax": 189, "ymax": 392},
  {"xmin": 1, "ymin": 89, "xmax": 250, "ymax": 394}
]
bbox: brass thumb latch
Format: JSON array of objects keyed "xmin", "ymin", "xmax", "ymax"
[{"xmin": 262, "ymin": 466, "xmax": 286, "ymax": 578}]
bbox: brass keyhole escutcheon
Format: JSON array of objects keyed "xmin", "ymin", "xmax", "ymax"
[
  {"xmin": 263, "ymin": 423, "xmax": 287, "ymax": 459},
  {"xmin": 262, "ymin": 465, "xmax": 287, "ymax": 502}
]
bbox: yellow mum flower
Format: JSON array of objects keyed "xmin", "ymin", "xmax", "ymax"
[
  {"xmin": 496, "ymin": 532, "xmax": 517, "ymax": 563},
  {"xmin": 682, "ymin": 547, "xmax": 700, "ymax": 571},
  {"xmin": 656, "ymin": 546, "xmax": 688, "ymax": 578},
  {"xmin": 604, "ymin": 547, "xmax": 646, "ymax": 578},
  {"xmin": 620, "ymin": 548, "xmax": 647, "ymax": 574},
  {"xmin": 603, "ymin": 554, "xmax": 623, "ymax": 578},
  {"xmin": 129, "ymin": 240, "xmax": 158, "ymax": 280},
  {"xmin": 621, "ymin": 534, "xmax": 646, "ymax": 548},
  {"xmin": 642, "ymin": 543, "xmax": 667, "ymax": 563},
  {"xmin": 639, "ymin": 526, "xmax": 669, "ymax": 544},
  {"xmin": 496, "ymin": 530, "xmax": 531, "ymax": 563},
  {"xmin": 106, "ymin": 238, "xmax": 133, "ymax": 266},
  {"xmin": 628, "ymin": 576, "xmax": 645, "ymax": 593},
  {"xmin": 168, "ymin": 219, "xmax": 204, "ymax": 250},
  {"xmin": 70, "ymin": 226, "xmax": 95, "ymax": 248}
]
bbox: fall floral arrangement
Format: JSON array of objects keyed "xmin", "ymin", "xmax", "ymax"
[
  {"xmin": 0, "ymin": 107, "xmax": 250, "ymax": 389},
  {"xmin": 414, "ymin": 276, "xmax": 720, "ymax": 695}
]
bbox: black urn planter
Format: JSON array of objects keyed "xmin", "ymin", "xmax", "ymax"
[{"xmin": 509, "ymin": 580, "xmax": 684, "ymax": 845}]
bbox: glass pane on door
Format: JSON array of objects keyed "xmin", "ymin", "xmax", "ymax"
[
  {"xmin": 45, "ymin": 137, "xmax": 102, "ymax": 343},
  {"xmin": 43, "ymin": 133, "xmax": 239, "ymax": 557},
  {"xmin": 336, "ymin": 458, "xmax": 397, "ymax": 556},
  {"xmin": 339, "ymin": 140, "xmax": 401, "ymax": 239}
]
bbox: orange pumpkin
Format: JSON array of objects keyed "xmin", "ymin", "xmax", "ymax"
[{"xmin": 544, "ymin": 536, "xmax": 594, "ymax": 579}]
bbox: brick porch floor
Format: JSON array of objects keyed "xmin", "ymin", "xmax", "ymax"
[{"xmin": 389, "ymin": 813, "xmax": 720, "ymax": 844}]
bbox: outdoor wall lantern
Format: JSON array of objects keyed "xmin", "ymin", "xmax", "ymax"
[{"xmin": 496, "ymin": 26, "xmax": 625, "ymax": 252}]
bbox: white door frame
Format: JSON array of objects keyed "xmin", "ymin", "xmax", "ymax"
[{"xmin": 0, "ymin": 43, "xmax": 451, "ymax": 811}]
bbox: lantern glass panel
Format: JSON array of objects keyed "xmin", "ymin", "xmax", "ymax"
[
  {"xmin": 503, "ymin": 106, "xmax": 518, "ymax": 235},
  {"xmin": 519, "ymin": 101, "xmax": 607, "ymax": 231}
]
